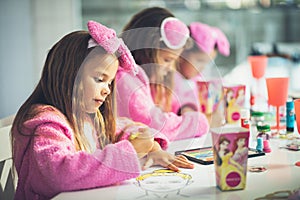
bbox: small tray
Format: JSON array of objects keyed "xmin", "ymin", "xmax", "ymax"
[{"xmin": 175, "ymin": 146, "xmax": 265, "ymax": 165}]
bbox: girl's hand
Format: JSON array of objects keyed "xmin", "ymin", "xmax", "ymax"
[
  {"xmin": 149, "ymin": 140, "xmax": 162, "ymax": 152},
  {"xmin": 129, "ymin": 127, "xmax": 154, "ymax": 158},
  {"xmin": 142, "ymin": 149, "xmax": 194, "ymax": 172},
  {"xmin": 206, "ymin": 108, "xmax": 225, "ymax": 128}
]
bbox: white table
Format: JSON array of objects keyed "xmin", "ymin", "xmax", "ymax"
[{"xmin": 53, "ymin": 131, "xmax": 300, "ymax": 200}]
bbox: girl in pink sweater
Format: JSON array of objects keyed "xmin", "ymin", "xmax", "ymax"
[
  {"xmin": 11, "ymin": 20, "xmax": 193, "ymax": 200},
  {"xmin": 174, "ymin": 22, "xmax": 231, "ymax": 127},
  {"xmin": 116, "ymin": 7, "xmax": 209, "ymax": 141}
]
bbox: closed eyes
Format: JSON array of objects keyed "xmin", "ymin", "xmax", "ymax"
[
  {"xmin": 93, "ymin": 77, "xmax": 112, "ymax": 87},
  {"xmin": 93, "ymin": 77, "xmax": 103, "ymax": 83}
]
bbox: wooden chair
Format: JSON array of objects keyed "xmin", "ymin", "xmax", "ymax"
[{"xmin": 0, "ymin": 116, "xmax": 16, "ymax": 200}]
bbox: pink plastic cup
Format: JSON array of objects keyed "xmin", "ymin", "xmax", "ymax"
[{"xmin": 248, "ymin": 56, "xmax": 268, "ymax": 79}]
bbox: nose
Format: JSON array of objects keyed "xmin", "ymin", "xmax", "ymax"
[
  {"xmin": 166, "ymin": 64, "xmax": 172, "ymax": 71},
  {"xmin": 101, "ymin": 83, "xmax": 111, "ymax": 96},
  {"xmin": 167, "ymin": 62, "xmax": 176, "ymax": 71}
]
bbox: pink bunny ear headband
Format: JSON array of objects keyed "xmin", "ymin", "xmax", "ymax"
[
  {"xmin": 160, "ymin": 17, "xmax": 190, "ymax": 50},
  {"xmin": 189, "ymin": 22, "xmax": 230, "ymax": 56},
  {"xmin": 87, "ymin": 20, "xmax": 138, "ymax": 75}
]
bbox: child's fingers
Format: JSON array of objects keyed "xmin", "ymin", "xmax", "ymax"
[
  {"xmin": 137, "ymin": 128, "xmax": 153, "ymax": 139},
  {"xmin": 166, "ymin": 163, "xmax": 180, "ymax": 172},
  {"xmin": 175, "ymin": 155, "xmax": 191, "ymax": 164},
  {"xmin": 153, "ymin": 155, "xmax": 179, "ymax": 171},
  {"xmin": 142, "ymin": 158, "xmax": 154, "ymax": 170},
  {"xmin": 138, "ymin": 127, "xmax": 147, "ymax": 133},
  {"xmin": 174, "ymin": 161, "xmax": 194, "ymax": 169},
  {"xmin": 172, "ymin": 156, "xmax": 194, "ymax": 169},
  {"xmin": 176, "ymin": 155, "xmax": 189, "ymax": 161}
]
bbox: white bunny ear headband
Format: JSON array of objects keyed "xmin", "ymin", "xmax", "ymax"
[
  {"xmin": 87, "ymin": 20, "xmax": 138, "ymax": 75},
  {"xmin": 160, "ymin": 17, "xmax": 190, "ymax": 50}
]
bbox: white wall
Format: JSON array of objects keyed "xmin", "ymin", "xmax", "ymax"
[
  {"xmin": 0, "ymin": 0, "xmax": 34, "ymax": 119},
  {"xmin": 0, "ymin": 0, "xmax": 82, "ymax": 118},
  {"xmin": 32, "ymin": 0, "xmax": 82, "ymax": 80}
]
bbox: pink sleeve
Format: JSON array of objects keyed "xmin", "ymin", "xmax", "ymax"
[
  {"xmin": 116, "ymin": 66, "xmax": 209, "ymax": 142},
  {"xmin": 146, "ymin": 107, "xmax": 209, "ymax": 141},
  {"xmin": 31, "ymin": 122, "xmax": 140, "ymax": 194},
  {"xmin": 172, "ymin": 72, "xmax": 200, "ymax": 114}
]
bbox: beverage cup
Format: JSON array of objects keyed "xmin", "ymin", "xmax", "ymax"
[
  {"xmin": 211, "ymin": 127, "xmax": 250, "ymax": 191},
  {"xmin": 223, "ymin": 84, "xmax": 246, "ymax": 124},
  {"xmin": 248, "ymin": 55, "xmax": 268, "ymax": 79},
  {"xmin": 197, "ymin": 79, "xmax": 223, "ymax": 114}
]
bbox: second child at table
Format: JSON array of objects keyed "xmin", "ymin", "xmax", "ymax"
[
  {"xmin": 116, "ymin": 7, "xmax": 209, "ymax": 141},
  {"xmin": 173, "ymin": 22, "xmax": 231, "ymax": 127}
]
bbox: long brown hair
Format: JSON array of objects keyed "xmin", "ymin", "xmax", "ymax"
[
  {"xmin": 121, "ymin": 7, "xmax": 175, "ymax": 111},
  {"xmin": 11, "ymin": 31, "xmax": 117, "ymax": 154}
]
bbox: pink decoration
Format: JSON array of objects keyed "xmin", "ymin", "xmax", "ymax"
[
  {"xmin": 87, "ymin": 20, "xmax": 138, "ymax": 75},
  {"xmin": 189, "ymin": 22, "xmax": 230, "ymax": 56},
  {"xmin": 160, "ymin": 17, "xmax": 190, "ymax": 49}
]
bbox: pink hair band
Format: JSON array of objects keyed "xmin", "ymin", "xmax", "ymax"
[{"xmin": 87, "ymin": 20, "xmax": 138, "ymax": 75}]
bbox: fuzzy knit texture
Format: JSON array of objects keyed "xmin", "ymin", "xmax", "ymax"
[
  {"xmin": 161, "ymin": 17, "xmax": 190, "ymax": 49},
  {"xmin": 87, "ymin": 20, "xmax": 138, "ymax": 75},
  {"xmin": 12, "ymin": 105, "xmax": 143, "ymax": 200},
  {"xmin": 171, "ymin": 71, "xmax": 201, "ymax": 114},
  {"xmin": 116, "ymin": 65, "xmax": 209, "ymax": 142},
  {"xmin": 189, "ymin": 22, "xmax": 230, "ymax": 56}
]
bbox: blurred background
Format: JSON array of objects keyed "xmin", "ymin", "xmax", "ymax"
[{"xmin": 1, "ymin": 0, "xmax": 300, "ymax": 118}]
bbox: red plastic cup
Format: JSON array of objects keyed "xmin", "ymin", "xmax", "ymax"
[
  {"xmin": 266, "ymin": 77, "xmax": 289, "ymax": 131},
  {"xmin": 248, "ymin": 55, "xmax": 268, "ymax": 79},
  {"xmin": 266, "ymin": 77, "xmax": 289, "ymax": 107}
]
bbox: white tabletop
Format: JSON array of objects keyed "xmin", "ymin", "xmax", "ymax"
[{"xmin": 53, "ymin": 131, "xmax": 300, "ymax": 200}]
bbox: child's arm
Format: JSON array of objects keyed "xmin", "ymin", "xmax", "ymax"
[
  {"xmin": 116, "ymin": 69, "xmax": 209, "ymax": 141},
  {"xmin": 205, "ymin": 108, "xmax": 225, "ymax": 128},
  {"xmin": 24, "ymin": 121, "xmax": 140, "ymax": 192}
]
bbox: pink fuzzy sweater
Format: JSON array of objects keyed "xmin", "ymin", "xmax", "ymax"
[
  {"xmin": 171, "ymin": 71, "xmax": 201, "ymax": 114},
  {"xmin": 116, "ymin": 65, "xmax": 209, "ymax": 141},
  {"xmin": 13, "ymin": 105, "xmax": 167, "ymax": 200}
]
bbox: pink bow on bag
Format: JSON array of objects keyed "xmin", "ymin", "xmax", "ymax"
[{"xmin": 87, "ymin": 20, "xmax": 138, "ymax": 75}]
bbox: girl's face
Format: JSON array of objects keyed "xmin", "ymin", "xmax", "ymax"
[
  {"xmin": 179, "ymin": 50, "xmax": 217, "ymax": 79},
  {"xmin": 81, "ymin": 54, "xmax": 118, "ymax": 114},
  {"xmin": 156, "ymin": 48, "xmax": 183, "ymax": 76}
]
